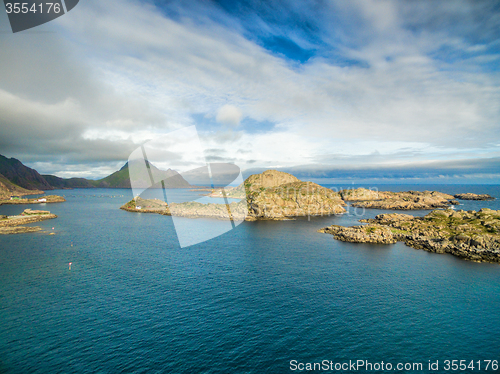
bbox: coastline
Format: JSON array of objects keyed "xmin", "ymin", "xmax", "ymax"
[
  {"xmin": 0, "ymin": 195, "xmax": 66, "ymax": 206},
  {"xmin": 0, "ymin": 209, "xmax": 58, "ymax": 235},
  {"xmin": 319, "ymin": 209, "xmax": 500, "ymax": 263}
]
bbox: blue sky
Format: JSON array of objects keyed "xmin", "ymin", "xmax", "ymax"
[{"xmin": 0, "ymin": 0, "xmax": 499, "ymax": 182}]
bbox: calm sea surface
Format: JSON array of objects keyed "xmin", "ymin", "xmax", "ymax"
[{"xmin": 0, "ymin": 185, "xmax": 499, "ymax": 373}]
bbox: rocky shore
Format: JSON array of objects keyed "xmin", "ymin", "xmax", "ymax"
[
  {"xmin": 345, "ymin": 189, "xmax": 459, "ymax": 210},
  {"xmin": 0, "ymin": 209, "xmax": 57, "ymax": 234},
  {"xmin": 121, "ymin": 170, "xmax": 346, "ymax": 221},
  {"xmin": 319, "ymin": 208, "xmax": 500, "ymax": 263},
  {"xmin": 121, "ymin": 170, "xmax": 498, "ymax": 221},
  {"xmin": 245, "ymin": 179, "xmax": 345, "ymax": 220},
  {"xmin": 0, "ymin": 189, "xmax": 44, "ymax": 200},
  {"xmin": 120, "ymin": 196, "xmax": 248, "ymax": 220},
  {"xmin": 454, "ymin": 193, "xmax": 495, "ymax": 201},
  {"xmin": 0, "ymin": 195, "xmax": 66, "ymax": 206}
]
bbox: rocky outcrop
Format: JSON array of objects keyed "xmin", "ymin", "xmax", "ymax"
[
  {"xmin": 169, "ymin": 201, "xmax": 247, "ymax": 220},
  {"xmin": 319, "ymin": 225, "xmax": 397, "ymax": 244},
  {"xmin": 350, "ymin": 190, "xmax": 457, "ymax": 210},
  {"xmin": 319, "ymin": 208, "xmax": 500, "ymax": 263},
  {"xmin": 121, "ymin": 170, "xmax": 346, "ymax": 221},
  {"xmin": 120, "ymin": 197, "xmax": 169, "ymax": 213},
  {"xmin": 209, "ymin": 185, "xmax": 246, "ymax": 199},
  {"xmin": 0, "ymin": 195, "xmax": 66, "ymax": 206},
  {"xmin": 120, "ymin": 196, "xmax": 247, "ymax": 220},
  {"xmin": 340, "ymin": 188, "xmax": 387, "ymax": 201},
  {"xmin": 245, "ymin": 170, "xmax": 300, "ymax": 189},
  {"xmin": 0, "ymin": 226, "xmax": 44, "ymax": 234},
  {"xmin": 343, "ymin": 188, "xmax": 496, "ymax": 210},
  {"xmin": 454, "ymin": 193, "xmax": 495, "ymax": 201},
  {"xmin": 246, "ymin": 180, "xmax": 345, "ymax": 220},
  {"xmin": 0, "ymin": 209, "xmax": 57, "ymax": 235},
  {"xmin": 22, "ymin": 209, "xmax": 52, "ymax": 215}
]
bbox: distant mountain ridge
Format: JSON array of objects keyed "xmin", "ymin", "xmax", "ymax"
[
  {"xmin": 0, "ymin": 154, "xmax": 52, "ymax": 190},
  {"xmin": 0, "ymin": 154, "xmax": 191, "ymax": 191}
]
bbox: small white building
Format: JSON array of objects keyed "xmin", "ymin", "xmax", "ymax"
[
  {"xmin": 38, "ymin": 198, "xmax": 47, "ymax": 202},
  {"xmin": 136, "ymin": 206, "xmax": 142, "ymax": 210}
]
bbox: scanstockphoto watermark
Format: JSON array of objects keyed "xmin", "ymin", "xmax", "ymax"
[
  {"xmin": 290, "ymin": 360, "xmax": 424, "ymax": 372},
  {"xmin": 3, "ymin": 0, "xmax": 79, "ymax": 33},
  {"xmin": 290, "ymin": 359, "xmax": 499, "ymax": 372}
]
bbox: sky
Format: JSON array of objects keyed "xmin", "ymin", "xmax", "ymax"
[{"xmin": 0, "ymin": 0, "xmax": 499, "ymax": 183}]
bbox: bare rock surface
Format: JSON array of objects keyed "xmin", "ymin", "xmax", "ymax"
[
  {"xmin": 121, "ymin": 170, "xmax": 345, "ymax": 220},
  {"xmin": 340, "ymin": 188, "xmax": 387, "ymax": 201},
  {"xmin": 0, "ymin": 195, "xmax": 66, "ymax": 206},
  {"xmin": 454, "ymin": 193, "xmax": 495, "ymax": 201},
  {"xmin": 347, "ymin": 189, "xmax": 457, "ymax": 210},
  {"xmin": 319, "ymin": 208, "xmax": 500, "ymax": 263},
  {"xmin": 0, "ymin": 209, "xmax": 57, "ymax": 235}
]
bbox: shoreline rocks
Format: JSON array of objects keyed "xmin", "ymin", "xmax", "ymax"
[
  {"xmin": 319, "ymin": 208, "xmax": 500, "ymax": 263},
  {"xmin": 0, "ymin": 195, "xmax": 66, "ymax": 206},
  {"xmin": 0, "ymin": 209, "xmax": 57, "ymax": 235},
  {"xmin": 454, "ymin": 193, "xmax": 495, "ymax": 201},
  {"xmin": 349, "ymin": 190, "xmax": 458, "ymax": 210},
  {"xmin": 246, "ymin": 178, "xmax": 346, "ymax": 220},
  {"xmin": 119, "ymin": 170, "xmax": 496, "ymax": 224},
  {"xmin": 121, "ymin": 170, "xmax": 346, "ymax": 221}
]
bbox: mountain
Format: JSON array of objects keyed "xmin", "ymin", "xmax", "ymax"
[
  {"xmin": 0, "ymin": 173, "xmax": 44, "ymax": 199},
  {"xmin": 0, "ymin": 154, "xmax": 191, "ymax": 190},
  {"xmin": 42, "ymin": 175, "xmax": 96, "ymax": 189},
  {"xmin": 43, "ymin": 160, "xmax": 192, "ymax": 188},
  {"xmin": 0, "ymin": 154, "xmax": 53, "ymax": 190},
  {"xmin": 43, "ymin": 162, "xmax": 191, "ymax": 189},
  {"xmin": 98, "ymin": 161, "xmax": 191, "ymax": 189}
]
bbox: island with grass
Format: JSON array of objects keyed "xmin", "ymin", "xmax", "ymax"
[
  {"xmin": 0, "ymin": 195, "xmax": 66, "ymax": 206},
  {"xmin": 121, "ymin": 170, "xmax": 346, "ymax": 220},
  {"xmin": 319, "ymin": 208, "xmax": 500, "ymax": 263},
  {"xmin": 0, "ymin": 209, "xmax": 58, "ymax": 235}
]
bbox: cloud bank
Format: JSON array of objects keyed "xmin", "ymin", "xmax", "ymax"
[{"xmin": 0, "ymin": 0, "xmax": 498, "ymax": 181}]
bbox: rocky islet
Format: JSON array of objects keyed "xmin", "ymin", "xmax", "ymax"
[{"xmin": 319, "ymin": 209, "xmax": 500, "ymax": 263}]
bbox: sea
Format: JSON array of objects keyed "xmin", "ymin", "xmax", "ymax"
[{"xmin": 0, "ymin": 184, "xmax": 499, "ymax": 373}]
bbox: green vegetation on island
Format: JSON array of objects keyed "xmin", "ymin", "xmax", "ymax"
[
  {"xmin": 319, "ymin": 209, "xmax": 500, "ymax": 263},
  {"xmin": 342, "ymin": 188, "xmax": 459, "ymax": 210},
  {"xmin": 0, "ymin": 209, "xmax": 58, "ymax": 235},
  {"xmin": 0, "ymin": 195, "xmax": 66, "ymax": 206},
  {"xmin": 121, "ymin": 170, "xmax": 346, "ymax": 220}
]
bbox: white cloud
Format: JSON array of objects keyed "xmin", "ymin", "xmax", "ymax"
[
  {"xmin": 0, "ymin": 0, "xmax": 499, "ymax": 178},
  {"xmin": 216, "ymin": 105, "xmax": 243, "ymax": 126}
]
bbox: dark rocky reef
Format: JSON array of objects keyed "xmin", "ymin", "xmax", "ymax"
[
  {"xmin": 120, "ymin": 197, "xmax": 247, "ymax": 220},
  {"xmin": 244, "ymin": 174, "xmax": 345, "ymax": 220}
]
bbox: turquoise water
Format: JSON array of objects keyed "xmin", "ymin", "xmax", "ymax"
[{"xmin": 0, "ymin": 185, "xmax": 499, "ymax": 373}]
